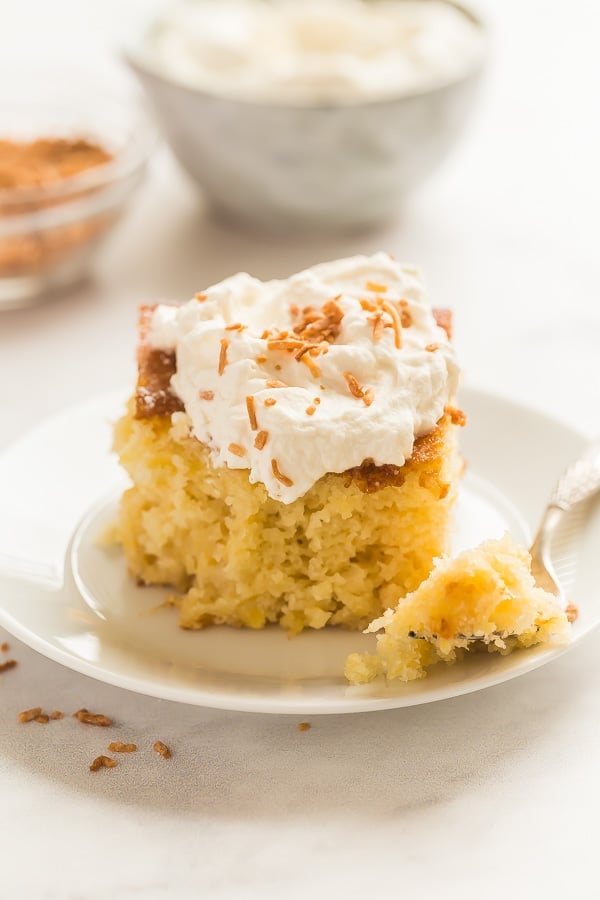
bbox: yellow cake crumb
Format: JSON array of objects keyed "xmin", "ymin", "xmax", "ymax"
[
  {"xmin": 113, "ymin": 402, "xmax": 461, "ymax": 634},
  {"xmin": 344, "ymin": 535, "xmax": 571, "ymax": 684}
]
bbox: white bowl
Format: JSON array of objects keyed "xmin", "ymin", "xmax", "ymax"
[{"xmin": 125, "ymin": 2, "xmax": 485, "ymax": 231}]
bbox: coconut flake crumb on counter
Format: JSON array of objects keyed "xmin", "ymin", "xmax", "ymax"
[
  {"xmin": 148, "ymin": 253, "xmax": 459, "ymax": 502},
  {"xmin": 144, "ymin": 0, "xmax": 484, "ymax": 105}
]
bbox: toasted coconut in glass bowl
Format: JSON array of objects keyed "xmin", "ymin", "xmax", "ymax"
[{"xmin": 0, "ymin": 66, "xmax": 156, "ymax": 309}]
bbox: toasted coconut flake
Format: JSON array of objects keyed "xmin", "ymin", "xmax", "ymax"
[
  {"xmin": 294, "ymin": 344, "xmax": 315, "ymax": 361},
  {"xmin": 566, "ymin": 602, "xmax": 579, "ymax": 623},
  {"xmin": 271, "ymin": 459, "xmax": 293, "ymax": 487},
  {"xmin": 199, "ymin": 390, "xmax": 214, "ymax": 401},
  {"xmin": 299, "ymin": 309, "xmax": 323, "ymax": 324},
  {"xmin": 254, "ymin": 430, "xmax": 269, "ymax": 450},
  {"xmin": 153, "ymin": 740, "xmax": 171, "ymax": 759},
  {"xmin": 343, "ymin": 372, "xmax": 374, "ymax": 407},
  {"xmin": 264, "ymin": 398, "xmax": 277, "ymax": 407},
  {"xmin": 267, "ymin": 338, "xmax": 304, "ymax": 352},
  {"xmin": 35, "ymin": 714, "xmax": 50, "ymax": 724},
  {"xmin": 228, "ymin": 442, "xmax": 246, "ymax": 457},
  {"xmin": 400, "ymin": 309, "xmax": 412, "ymax": 328},
  {"xmin": 246, "ymin": 395, "xmax": 258, "ymax": 430},
  {"xmin": 218, "ymin": 338, "xmax": 229, "ymax": 376},
  {"xmin": 366, "ymin": 280, "xmax": 388, "ymax": 293},
  {"xmin": 108, "ymin": 741, "xmax": 137, "ymax": 753},
  {"xmin": 297, "ymin": 722, "xmax": 311, "ymax": 732},
  {"xmin": 313, "ymin": 397, "xmax": 321, "ymax": 404},
  {"xmin": 292, "ymin": 295, "xmax": 344, "ymax": 343},
  {"xmin": 343, "ymin": 372, "xmax": 365, "ymax": 399},
  {"xmin": 50, "ymin": 710, "xmax": 63, "ymax": 720},
  {"xmin": 381, "ymin": 300, "xmax": 402, "ymax": 349},
  {"xmin": 322, "ymin": 296, "xmax": 344, "ymax": 320},
  {"xmin": 1, "ymin": 642, "xmax": 9, "ymax": 652},
  {"xmin": 18, "ymin": 707, "xmax": 42, "ymax": 723},
  {"xmin": 225, "ymin": 322, "xmax": 245, "ymax": 331},
  {"xmin": 360, "ymin": 297, "xmax": 378, "ymax": 312},
  {"xmin": 195, "ymin": 293, "xmax": 207, "ymax": 302},
  {"xmin": 0, "ymin": 659, "xmax": 17, "ymax": 673},
  {"xmin": 89, "ymin": 755, "xmax": 117, "ymax": 772},
  {"xmin": 274, "ymin": 364, "xmax": 282, "ymax": 371},
  {"xmin": 301, "ymin": 354, "xmax": 321, "ymax": 378},
  {"xmin": 425, "ymin": 342, "xmax": 439, "ymax": 352},
  {"xmin": 368, "ymin": 311, "xmax": 385, "ymax": 341},
  {"xmin": 266, "ymin": 380, "xmax": 287, "ymax": 388},
  {"xmin": 445, "ymin": 405, "xmax": 467, "ymax": 427},
  {"xmin": 305, "ymin": 406, "xmax": 316, "ymax": 416},
  {"xmin": 74, "ymin": 708, "xmax": 112, "ymax": 727},
  {"xmin": 256, "ymin": 355, "xmax": 267, "ymax": 364}
]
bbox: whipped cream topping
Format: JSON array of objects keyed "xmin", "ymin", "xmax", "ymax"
[
  {"xmin": 145, "ymin": 0, "xmax": 483, "ymax": 105},
  {"xmin": 148, "ymin": 253, "xmax": 459, "ymax": 503}
]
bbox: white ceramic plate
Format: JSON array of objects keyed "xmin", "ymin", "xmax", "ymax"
[{"xmin": 0, "ymin": 386, "xmax": 598, "ymax": 714}]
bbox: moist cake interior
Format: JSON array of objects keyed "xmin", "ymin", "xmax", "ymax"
[{"xmin": 344, "ymin": 535, "xmax": 571, "ymax": 683}]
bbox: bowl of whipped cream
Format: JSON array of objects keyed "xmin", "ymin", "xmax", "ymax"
[{"xmin": 125, "ymin": 0, "xmax": 486, "ymax": 230}]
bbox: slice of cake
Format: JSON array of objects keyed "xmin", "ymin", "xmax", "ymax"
[
  {"xmin": 114, "ymin": 253, "xmax": 463, "ymax": 633},
  {"xmin": 344, "ymin": 534, "xmax": 572, "ymax": 684}
]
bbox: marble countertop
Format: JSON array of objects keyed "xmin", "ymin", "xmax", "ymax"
[{"xmin": 1, "ymin": 1, "xmax": 599, "ymax": 897}]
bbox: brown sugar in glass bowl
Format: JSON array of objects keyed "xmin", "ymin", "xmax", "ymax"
[
  {"xmin": 0, "ymin": 138, "xmax": 113, "ymax": 276},
  {"xmin": 0, "ymin": 138, "xmax": 113, "ymax": 194},
  {"xmin": 0, "ymin": 71, "xmax": 155, "ymax": 309}
]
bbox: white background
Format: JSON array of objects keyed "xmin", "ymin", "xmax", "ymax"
[{"xmin": 1, "ymin": 1, "xmax": 599, "ymax": 898}]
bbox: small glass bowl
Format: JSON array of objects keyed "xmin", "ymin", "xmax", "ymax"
[{"xmin": 0, "ymin": 68, "xmax": 156, "ymax": 309}]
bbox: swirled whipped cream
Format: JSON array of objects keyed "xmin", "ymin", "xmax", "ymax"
[
  {"xmin": 145, "ymin": 0, "xmax": 484, "ymax": 105},
  {"xmin": 148, "ymin": 253, "xmax": 459, "ymax": 503}
]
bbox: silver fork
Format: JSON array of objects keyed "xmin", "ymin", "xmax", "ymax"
[{"xmin": 529, "ymin": 442, "xmax": 600, "ymax": 605}]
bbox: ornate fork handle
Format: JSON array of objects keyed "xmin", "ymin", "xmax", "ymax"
[{"xmin": 529, "ymin": 445, "xmax": 600, "ymax": 601}]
